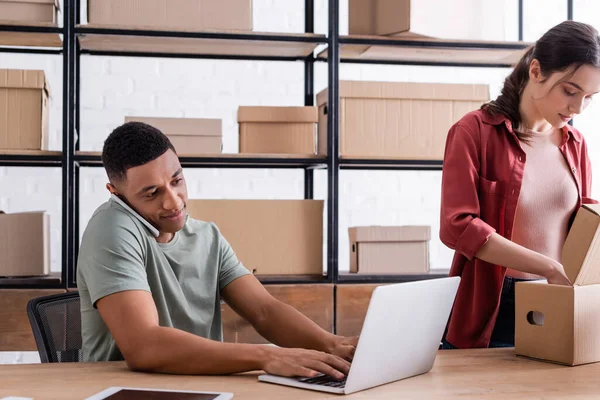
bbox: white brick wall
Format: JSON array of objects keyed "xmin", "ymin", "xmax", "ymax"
[{"xmin": 2, "ymin": 0, "xmax": 598, "ymax": 363}]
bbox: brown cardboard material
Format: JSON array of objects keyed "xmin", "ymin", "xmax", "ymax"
[
  {"xmin": 0, "ymin": 69, "xmax": 50, "ymax": 151},
  {"xmin": 349, "ymin": 0, "xmax": 410, "ymax": 36},
  {"xmin": 88, "ymin": 0, "xmax": 253, "ymax": 32},
  {"xmin": 516, "ymin": 204, "xmax": 600, "ymax": 366},
  {"xmin": 186, "ymin": 200, "xmax": 323, "ymax": 276},
  {"xmin": 317, "ymin": 80, "xmax": 489, "ymax": 160},
  {"xmin": 0, "ymin": 0, "xmax": 59, "ymax": 24},
  {"xmin": 124, "ymin": 116, "xmax": 222, "ymax": 154},
  {"xmin": 0, "ymin": 211, "xmax": 50, "ymax": 277},
  {"xmin": 348, "ymin": 226, "xmax": 430, "ymax": 274},
  {"xmin": 348, "ymin": 0, "xmax": 504, "ymax": 39},
  {"xmin": 238, "ymin": 106, "xmax": 318, "ymax": 155}
]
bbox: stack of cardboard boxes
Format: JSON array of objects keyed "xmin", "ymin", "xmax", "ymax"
[
  {"xmin": 0, "ymin": 0, "xmax": 494, "ymax": 279},
  {"xmin": 0, "ymin": 70, "xmax": 52, "ymax": 278}
]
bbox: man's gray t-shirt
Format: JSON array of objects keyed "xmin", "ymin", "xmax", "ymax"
[{"xmin": 76, "ymin": 198, "xmax": 250, "ymax": 362}]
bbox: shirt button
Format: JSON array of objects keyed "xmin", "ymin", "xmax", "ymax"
[
  {"xmin": 511, "ymin": 189, "xmax": 516, "ymax": 195},
  {"xmin": 518, "ymin": 156, "xmax": 523, "ymax": 162}
]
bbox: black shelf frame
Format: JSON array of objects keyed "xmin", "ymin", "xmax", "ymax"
[
  {"xmin": 0, "ymin": 154, "xmax": 63, "ymax": 167},
  {"xmin": 2, "ymin": 0, "xmax": 576, "ymax": 290}
]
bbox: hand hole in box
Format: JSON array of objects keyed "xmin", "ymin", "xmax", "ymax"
[
  {"xmin": 527, "ymin": 311, "xmax": 545, "ymax": 326},
  {"xmin": 352, "ymin": 244, "xmax": 356, "ymax": 253}
]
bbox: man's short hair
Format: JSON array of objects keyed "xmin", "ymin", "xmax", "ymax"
[{"xmin": 102, "ymin": 121, "xmax": 176, "ymax": 183}]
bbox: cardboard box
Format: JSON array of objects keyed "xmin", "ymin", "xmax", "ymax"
[
  {"xmin": 88, "ymin": 0, "xmax": 253, "ymax": 32},
  {"xmin": 0, "ymin": 0, "xmax": 59, "ymax": 24},
  {"xmin": 317, "ymin": 81, "xmax": 489, "ymax": 160},
  {"xmin": 0, "ymin": 211, "xmax": 50, "ymax": 277},
  {"xmin": 186, "ymin": 200, "xmax": 323, "ymax": 276},
  {"xmin": 124, "ymin": 116, "xmax": 222, "ymax": 154},
  {"xmin": 348, "ymin": 0, "xmax": 505, "ymax": 39},
  {"xmin": 0, "ymin": 69, "xmax": 50, "ymax": 151},
  {"xmin": 238, "ymin": 106, "xmax": 318, "ymax": 155},
  {"xmin": 516, "ymin": 204, "xmax": 600, "ymax": 366},
  {"xmin": 349, "ymin": 226, "xmax": 430, "ymax": 274}
]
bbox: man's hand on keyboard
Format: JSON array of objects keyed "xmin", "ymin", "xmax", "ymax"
[
  {"xmin": 327, "ymin": 335, "xmax": 359, "ymax": 362},
  {"xmin": 260, "ymin": 347, "xmax": 350, "ymax": 380}
]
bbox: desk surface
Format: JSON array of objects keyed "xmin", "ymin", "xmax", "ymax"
[{"xmin": 1, "ymin": 348, "xmax": 599, "ymax": 399}]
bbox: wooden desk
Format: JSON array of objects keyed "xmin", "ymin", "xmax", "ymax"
[{"xmin": 1, "ymin": 349, "xmax": 599, "ymax": 399}]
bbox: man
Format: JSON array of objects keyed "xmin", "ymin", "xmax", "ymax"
[{"xmin": 77, "ymin": 121, "xmax": 357, "ymax": 379}]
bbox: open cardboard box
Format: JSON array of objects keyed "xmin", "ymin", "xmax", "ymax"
[{"xmin": 516, "ymin": 204, "xmax": 600, "ymax": 366}]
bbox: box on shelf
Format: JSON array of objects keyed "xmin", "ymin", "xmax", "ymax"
[
  {"xmin": 124, "ymin": 116, "xmax": 222, "ymax": 154},
  {"xmin": 238, "ymin": 106, "xmax": 318, "ymax": 155},
  {"xmin": 0, "ymin": 211, "xmax": 50, "ymax": 277},
  {"xmin": 187, "ymin": 199, "xmax": 323, "ymax": 276},
  {"xmin": 348, "ymin": 226, "xmax": 430, "ymax": 274},
  {"xmin": 317, "ymin": 80, "xmax": 489, "ymax": 160},
  {"xmin": 348, "ymin": 0, "xmax": 506, "ymax": 40},
  {"xmin": 516, "ymin": 204, "xmax": 600, "ymax": 366},
  {"xmin": 87, "ymin": 0, "xmax": 253, "ymax": 32},
  {"xmin": 0, "ymin": 69, "xmax": 50, "ymax": 151},
  {"xmin": 0, "ymin": 0, "xmax": 59, "ymax": 24}
]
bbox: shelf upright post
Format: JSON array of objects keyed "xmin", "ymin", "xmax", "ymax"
[
  {"xmin": 61, "ymin": 0, "xmax": 76, "ymax": 288},
  {"xmin": 327, "ymin": 0, "xmax": 340, "ymax": 287},
  {"xmin": 304, "ymin": 0, "xmax": 315, "ymax": 201}
]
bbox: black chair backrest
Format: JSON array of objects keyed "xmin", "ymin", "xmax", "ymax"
[{"xmin": 27, "ymin": 291, "xmax": 82, "ymax": 363}]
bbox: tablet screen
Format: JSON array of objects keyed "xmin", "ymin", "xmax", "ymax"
[{"xmin": 101, "ymin": 389, "xmax": 221, "ymax": 400}]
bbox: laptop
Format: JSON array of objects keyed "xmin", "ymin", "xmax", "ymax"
[{"xmin": 258, "ymin": 276, "xmax": 460, "ymax": 395}]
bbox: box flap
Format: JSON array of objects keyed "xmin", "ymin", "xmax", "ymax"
[
  {"xmin": 316, "ymin": 81, "xmax": 489, "ymax": 106},
  {"xmin": 124, "ymin": 116, "xmax": 222, "ymax": 137},
  {"xmin": 562, "ymin": 205, "xmax": 600, "ymax": 286},
  {"xmin": 582, "ymin": 203, "xmax": 600, "ymax": 216},
  {"xmin": 0, "ymin": 69, "xmax": 50, "ymax": 96},
  {"xmin": 238, "ymin": 106, "xmax": 318, "ymax": 123},
  {"xmin": 349, "ymin": 226, "xmax": 431, "ymax": 243}
]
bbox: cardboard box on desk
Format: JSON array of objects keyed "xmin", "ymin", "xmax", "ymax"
[
  {"xmin": 186, "ymin": 199, "xmax": 323, "ymax": 276},
  {"xmin": 348, "ymin": 0, "xmax": 505, "ymax": 39},
  {"xmin": 0, "ymin": 0, "xmax": 59, "ymax": 24},
  {"xmin": 88, "ymin": 0, "xmax": 252, "ymax": 32},
  {"xmin": 316, "ymin": 81, "xmax": 489, "ymax": 160},
  {"xmin": 0, "ymin": 211, "xmax": 50, "ymax": 277},
  {"xmin": 0, "ymin": 69, "xmax": 50, "ymax": 151},
  {"xmin": 349, "ymin": 226, "xmax": 430, "ymax": 274},
  {"xmin": 516, "ymin": 204, "xmax": 600, "ymax": 366},
  {"xmin": 238, "ymin": 106, "xmax": 318, "ymax": 155},
  {"xmin": 124, "ymin": 116, "xmax": 222, "ymax": 154}
]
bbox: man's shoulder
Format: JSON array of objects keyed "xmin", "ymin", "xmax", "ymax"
[
  {"xmin": 84, "ymin": 200, "xmax": 145, "ymax": 237},
  {"xmin": 79, "ymin": 200, "xmax": 153, "ymax": 257}
]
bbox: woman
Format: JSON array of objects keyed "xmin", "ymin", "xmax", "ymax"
[{"xmin": 440, "ymin": 20, "xmax": 600, "ymax": 349}]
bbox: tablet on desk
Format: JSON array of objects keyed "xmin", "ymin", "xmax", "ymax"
[{"xmin": 85, "ymin": 387, "xmax": 233, "ymax": 400}]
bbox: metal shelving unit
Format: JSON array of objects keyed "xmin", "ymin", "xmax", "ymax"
[{"xmin": 2, "ymin": 0, "xmax": 568, "ymax": 290}]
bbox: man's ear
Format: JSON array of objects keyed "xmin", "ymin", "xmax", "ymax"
[{"xmin": 106, "ymin": 183, "xmax": 118, "ymax": 195}]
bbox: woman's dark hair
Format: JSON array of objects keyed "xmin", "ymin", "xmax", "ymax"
[{"xmin": 482, "ymin": 20, "xmax": 600, "ymax": 140}]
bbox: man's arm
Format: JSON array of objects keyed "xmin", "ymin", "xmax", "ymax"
[
  {"xmin": 221, "ymin": 275, "xmax": 357, "ymax": 361},
  {"xmin": 97, "ymin": 289, "xmax": 350, "ymax": 378}
]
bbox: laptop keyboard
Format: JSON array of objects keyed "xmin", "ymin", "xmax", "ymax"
[{"xmin": 298, "ymin": 374, "xmax": 347, "ymax": 388}]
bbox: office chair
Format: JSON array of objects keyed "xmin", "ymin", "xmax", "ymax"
[{"xmin": 27, "ymin": 291, "xmax": 82, "ymax": 363}]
